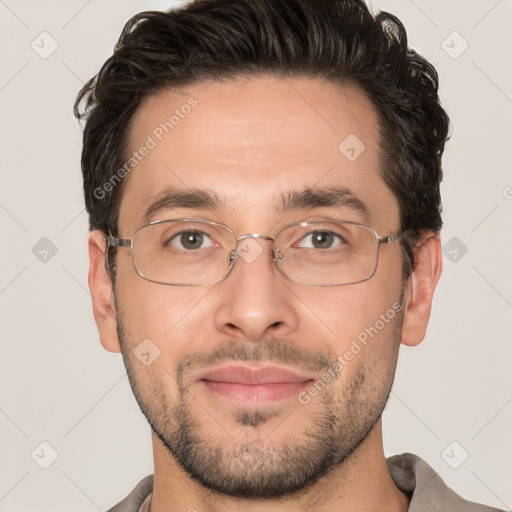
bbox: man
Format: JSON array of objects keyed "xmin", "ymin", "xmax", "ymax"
[{"xmin": 73, "ymin": 0, "xmax": 503, "ymax": 510}]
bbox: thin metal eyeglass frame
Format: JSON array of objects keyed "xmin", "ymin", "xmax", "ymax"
[{"xmin": 107, "ymin": 218, "xmax": 400, "ymax": 287}]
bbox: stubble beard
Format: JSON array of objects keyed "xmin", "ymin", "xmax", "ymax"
[{"xmin": 116, "ymin": 297, "xmax": 403, "ymax": 499}]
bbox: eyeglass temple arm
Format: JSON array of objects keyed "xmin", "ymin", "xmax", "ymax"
[
  {"xmin": 377, "ymin": 233, "xmax": 399, "ymax": 245},
  {"xmin": 107, "ymin": 235, "xmax": 132, "ymax": 248}
]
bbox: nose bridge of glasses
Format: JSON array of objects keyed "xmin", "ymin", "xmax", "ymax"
[
  {"xmin": 236, "ymin": 233, "xmax": 274, "ymax": 243},
  {"xmin": 228, "ymin": 232, "xmax": 277, "ymax": 263}
]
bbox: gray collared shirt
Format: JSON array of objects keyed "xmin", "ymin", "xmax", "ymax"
[{"xmin": 106, "ymin": 453, "xmax": 504, "ymax": 511}]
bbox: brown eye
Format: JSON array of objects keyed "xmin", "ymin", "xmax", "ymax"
[
  {"xmin": 311, "ymin": 231, "xmax": 334, "ymax": 249},
  {"xmin": 169, "ymin": 231, "xmax": 213, "ymax": 250},
  {"xmin": 298, "ymin": 231, "xmax": 343, "ymax": 249}
]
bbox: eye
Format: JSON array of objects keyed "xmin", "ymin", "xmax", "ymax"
[
  {"xmin": 168, "ymin": 230, "xmax": 215, "ymax": 250},
  {"xmin": 298, "ymin": 230, "xmax": 344, "ymax": 250}
]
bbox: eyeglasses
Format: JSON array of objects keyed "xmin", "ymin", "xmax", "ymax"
[{"xmin": 107, "ymin": 219, "xmax": 400, "ymax": 287}]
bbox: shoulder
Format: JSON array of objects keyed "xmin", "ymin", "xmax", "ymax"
[
  {"xmin": 105, "ymin": 474, "xmax": 154, "ymax": 512},
  {"xmin": 386, "ymin": 453, "xmax": 504, "ymax": 512}
]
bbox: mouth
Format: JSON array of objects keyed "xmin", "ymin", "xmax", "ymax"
[{"xmin": 197, "ymin": 364, "xmax": 315, "ymax": 405}]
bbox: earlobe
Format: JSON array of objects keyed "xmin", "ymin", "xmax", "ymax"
[
  {"xmin": 400, "ymin": 233, "xmax": 443, "ymax": 347},
  {"xmin": 88, "ymin": 230, "xmax": 122, "ymax": 353}
]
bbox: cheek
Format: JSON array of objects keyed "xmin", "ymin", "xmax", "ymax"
[
  {"xmin": 115, "ymin": 281, "xmax": 209, "ymax": 394},
  {"xmin": 302, "ymin": 276, "xmax": 403, "ymax": 348},
  {"xmin": 323, "ymin": 296, "xmax": 402, "ymax": 399},
  {"xmin": 115, "ymin": 269, "xmax": 212, "ymax": 352}
]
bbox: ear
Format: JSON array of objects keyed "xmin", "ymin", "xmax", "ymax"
[
  {"xmin": 400, "ymin": 232, "xmax": 443, "ymax": 347},
  {"xmin": 88, "ymin": 230, "xmax": 121, "ymax": 353}
]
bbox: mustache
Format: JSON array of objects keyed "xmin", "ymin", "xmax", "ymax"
[{"xmin": 178, "ymin": 337, "xmax": 336, "ymax": 375}]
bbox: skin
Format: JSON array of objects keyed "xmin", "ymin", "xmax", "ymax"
[{"xmin": 88, "ymin": 76, "xmax": 442, "ymax": 511}]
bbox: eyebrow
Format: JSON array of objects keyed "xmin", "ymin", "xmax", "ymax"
[
  {"xmin": 141, "ymin": 185, "xmax": 370, "ymax": 224},
  {"xmin": 142, "ymin": 187, "xmax": 223, "ymax": 224},
  {"xmin": 278, "ymin": 186, "xmax": 370, "ymax": 220}
]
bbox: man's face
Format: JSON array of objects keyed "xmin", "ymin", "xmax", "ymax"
[{"xmin": 113, "ymin": 76, "xmax": 404, "ymax": 497}]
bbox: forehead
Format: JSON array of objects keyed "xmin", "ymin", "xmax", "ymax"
[{"xmin": 118, "ymin": 75, "xmax": 398, "ymax": 232}]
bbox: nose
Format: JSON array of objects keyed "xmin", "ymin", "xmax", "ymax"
[{"xmin": 213, "ymin": 236, "xmax": 300, "ymax": 341}]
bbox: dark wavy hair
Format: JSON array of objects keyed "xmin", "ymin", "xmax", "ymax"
[{"xmin": 74, "ymin": 0, "xmax": 450, "ymax": 280}]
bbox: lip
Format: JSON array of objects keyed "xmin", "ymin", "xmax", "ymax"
[
  {"xmin": 198, "ymin": 363, "xmax": 314, "ymax": 384},
  {"xmin": 198, "ymin": 364, "xmax": 315, "ymax": 405}
]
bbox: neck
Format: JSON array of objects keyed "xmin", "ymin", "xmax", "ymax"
[{"xmin": 149, "ymin": 421, "xmax": 410, "ymax": 512}]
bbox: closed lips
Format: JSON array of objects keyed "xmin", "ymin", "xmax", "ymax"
[{"xmin": 198, "ymin": 364, "xmax": 314, "ymax": 385}]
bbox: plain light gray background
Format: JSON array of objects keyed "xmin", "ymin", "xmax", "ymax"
[{"xmin": 1, "ymin": 0, "xmax": 511, "ymax": 510}]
